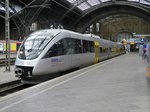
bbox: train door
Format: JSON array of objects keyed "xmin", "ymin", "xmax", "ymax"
[
  {"xmin": 44, "ymin": 37, "xmax": 72, "ymax": 73},
  {"xmin": 60, "ymin": 38, "xmax": 72, "ymax": 71},
  {"xmin": 94, "ymin": 41, "xmax": 100, "ymax": 64},
  {"xmin": 70, "ymin": 38, "xmax": 82, "ymax": 68}
]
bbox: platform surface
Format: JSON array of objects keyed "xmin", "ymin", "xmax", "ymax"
[
  {"xmin": 0, "ymin": 53, "xmax": 150, "ymax": 112},
  {"xmin": 0, "ymin": 66, "xmax": 18, "ymax": 85},
  {"xmin": 0, "ymin": 54, "xmax": 18, "ymax": 84}
]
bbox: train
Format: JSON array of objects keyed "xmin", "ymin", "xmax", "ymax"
[{"xmin": 14, "ymin": 29, "xmax": 125, "ymax": 84}]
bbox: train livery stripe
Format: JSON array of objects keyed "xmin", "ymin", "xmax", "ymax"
[{"xmin": 94, "ymin": 41, "xmax": 100, "ymax": 64}]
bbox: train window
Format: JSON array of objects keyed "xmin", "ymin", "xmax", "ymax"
[
  {"xmin": 75, "ymin": 39, "xmax": 82, "ymax": 54},
  {"xmin": 61, "ymin": 38, "xmax": 70, "ymax": 54},
  {"xmin": 44, "ymin": 38, "xmax": 82, "ymax": 57},
  {"xmin": 65, "ymin": 38, "xmax": 75, "ymax": 54},
  {"xmin": 89, "ymin": 41, "xmax": 94, "ymax": 52},
  {"xmin": 83, "ymin": 40, "xmax": 88, "ymax": 53},
  {"xmin": 57, "ymin": 40, "xmax": 65, "ymax": 55},
  {"xmin": 19, "ymin": 35, "xmax": 52, "ymax": 60},
  {"xmin": 99, "ymin": 47, "xmax": 103, "ymax": 53},
  {"xmin": 99, "ymin": 47, "xmax": 108, "ymax": 53},
  {"xmin": 48, "ymin": 43, "xmax": 58, "ymax": 57},
  {"xmin": 46, "ymin": 40, "xmax": 65, "ymax": 57},
  {"xmin": 43, "ymin": 38, "xmax": 93, "ymax": 58},
  {"xmin": 82, "ymin": 40, "xmax": 94, "ymax": 53},
  {"xmin": 109, "ymin": 48, "xmax": 111, "ymax": 52},
  {"xmin": 65, "ymin": 38, "xmax": 82, "ymax": 54}
]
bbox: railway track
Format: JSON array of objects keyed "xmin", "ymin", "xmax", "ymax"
[{"xmin": 0, "ymin": 80, "xmax": 32, "ymax": 97}]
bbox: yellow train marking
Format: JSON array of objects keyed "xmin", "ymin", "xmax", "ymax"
[{"xmin": 94, "ymin": 41, "xmax": 100, "ymax": 64}]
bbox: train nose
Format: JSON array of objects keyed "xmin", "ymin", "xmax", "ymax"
[
  {"xmin": 15, "ymin": 66, "xmax": 33, "ymax": 78},
  {"xmin": 15, "ymin": 68, "xmax": 23, "ymax": 78}
]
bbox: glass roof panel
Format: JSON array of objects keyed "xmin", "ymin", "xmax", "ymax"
[
  {"xmin": 0, "ymin": 4, "xmax": 21, "ymax": 13},
  {"xmin": 66, "ymin": 0, "xmax": 76, "ymax": 3},
  {"xmin": 77, "ymin": 2, "xmax": 90, "ymax": 11},
  {"xmin": 0, "ymin": 4, "xmax": 5, "ymax": 11},
  {"xmin": 87, "ymin": 0, "xmax": 100, "ymax": 6},
  {"xmin": 66, "ymin": 0, "xmax": 150, "ymax": 11},
  {"xmin": 15, "ymin": 5, "xmax": 21, "ymax": 12},
  {"xmin": 128, "ymin": 0, "xmax": 150, "ymax": 5},
  {"xmin": 66, "ymin": 0, "xmax": 111, "ymax": 11},
  {"xmin": 128, "ymin": 0, "xmax": 139, "ymax": 1},
  {"xmin": 140, "ymin": 0, "xmax": 150, "ymax": 5},
  {"xmin": 101, "ymin": 0, "xmax": 111, "ymax": 2}
]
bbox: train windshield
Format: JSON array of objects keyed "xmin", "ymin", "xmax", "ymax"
[{"xmin": 18, "ymin": 35, "xmax": 52, "ymax": 60}]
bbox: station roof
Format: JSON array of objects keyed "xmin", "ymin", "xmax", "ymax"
[
  {"xmin": 65, "ymin": 0, "xmax": 150, "ymax": 11},
  {"xmin": 0, "ymin": 0, "xmax": 150, "ymax": 14},
  {"xmin": 0, "ymin": 0, "xmax": 150, "ymax": 34}
]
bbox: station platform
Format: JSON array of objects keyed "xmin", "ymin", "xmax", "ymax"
[
  {"xmin": 0, "ymin": 53, "xmax": 150, "ymax": 112},
  {"xmin": 0, "ymin": 66, "xmax": 18, "ymax": 85},
  {"xmin": 0, "ymin": 53, "xmax": 18, "ymax": 85}
]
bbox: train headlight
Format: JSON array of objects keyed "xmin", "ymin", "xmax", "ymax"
[
  {"xmin": 19, "ymin": 51, "xmax": 23, "ymax": 54},
  {"xmin": 18, "ymin": 50, "xmax": 23, "ymax": 58}
]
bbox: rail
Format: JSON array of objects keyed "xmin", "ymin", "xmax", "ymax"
[{"xmin": 0, "ymin": 80, "xmax": 32, "ymax": 97}]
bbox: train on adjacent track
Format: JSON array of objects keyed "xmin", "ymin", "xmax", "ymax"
[{"xmin": 15, "ymin": 29, "xmax": 125, "ymax": 84}]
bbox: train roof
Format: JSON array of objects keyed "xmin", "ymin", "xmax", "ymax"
[
  {"xmin": 30, "ymin": 29, "xmax": 61, "ymax": 36},
  {"xmin": 83, "ymin": 34, "xmax": 101, "ymax": 39},
  {"xmin": 29, "ymin": 29, "xmax": 117, "ymax": 47},
  {"xmin": 30, "ymin": 29, "xmax": 100, "ymax": 40}
]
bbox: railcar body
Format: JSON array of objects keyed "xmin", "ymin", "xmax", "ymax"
[{"xmin": 15, "ymin": 29, "xmax": 125, "ymax": 84}]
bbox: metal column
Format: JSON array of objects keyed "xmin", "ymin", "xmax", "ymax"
[{"xmin": 5, "ymin": 0, "xmax": 11, "ymax": 71}]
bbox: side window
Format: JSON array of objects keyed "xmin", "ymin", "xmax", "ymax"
[
  {"xmin": 99, "ymin": 47, "xmax": 103, "ymax": 53},
  {"xmin": 82, "ymin": 40, "xmax": 94, "ymax": 53},
  {"xmin": 57, "ymin": 40, "xmax": 64, "ymax": 55},
  {"xmin": 66, "ymin": 38, "xmax": 75, "ymax": 54},
  {"xmin": 89, "ymin": 41, "xmax": 94, "ymax": 52},
  {"xmin": 46, "ymin": 40, "xmax": 65, "ymax": 58},
  {"xmin": 62, "ymin": 38, "xmax": 69, "ymax": 54},
  {"xmin": 83, "ymin": 40, "xmax": 88, "ymax": 53},
  {"xmin": 48, "ymin": 43, "xmax": 58, "ymax": 57},
  {"xmin": 43, "ymin": 38, "xmax": 94, "ymax": 58},
  {"xmin": 109, "ymin": 48, "xmax": 111, "ymax": 52},
  {"xmin": 75, "ymin": 39, "xmax": 82, "ymax": 54},
  {"xmin": 99, "ymin": 47, "xmax": 108, "ymax": 53},
  {"xmin": 65, "ymin": 38, "xmax": 82, "ymax": 54}
]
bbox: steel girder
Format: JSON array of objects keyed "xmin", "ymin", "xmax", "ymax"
[
  {"xmin": 73, "ymin": 1, "xmax": 150, "ymax": 33},
  {"xmin": 1, "ymin": 0, "xmax": 150, "ymax": 36}
]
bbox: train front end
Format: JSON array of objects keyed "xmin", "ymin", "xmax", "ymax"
[{"xmin": 14, "ymin": 30, "xmax": 60, "ymax": 83}]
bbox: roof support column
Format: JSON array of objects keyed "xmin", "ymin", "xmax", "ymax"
[{"xmin": 5, "ymin": 0, "xmax": 11, "ymax": 71}]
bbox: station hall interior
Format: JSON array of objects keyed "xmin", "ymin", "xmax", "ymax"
[
  {"xmin": 0, "ymin": 0, "xmax": 150, "ymax": 42},
  {"xmin": 0, "ymin": 0, "xmax": 150, "ymax": 112}
]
